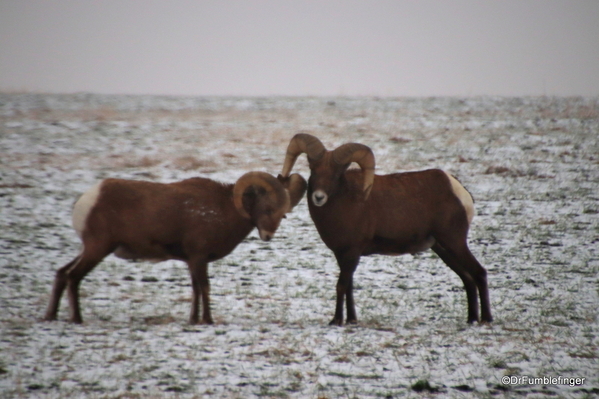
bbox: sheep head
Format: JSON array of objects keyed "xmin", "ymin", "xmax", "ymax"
[
  {"xmin": 233, "ymin": 172, "xmax": 290, "ymax": 241},
  {"xmin": 281, "ymin": 133, "xmax": 375, "ymax": 207}
]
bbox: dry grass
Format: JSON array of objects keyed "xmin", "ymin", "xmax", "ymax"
[{"xmin": 1, "ymin": 93, "xmax": 598, "ymax": 398}]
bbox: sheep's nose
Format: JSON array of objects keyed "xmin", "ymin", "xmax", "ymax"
[
  {"xmin": 259, "ymin": 230, "xmax": 274, "ymax": 241},
  {"xmin": 312, "ymin": 190, "xmax": 328, "ymax": 207}
]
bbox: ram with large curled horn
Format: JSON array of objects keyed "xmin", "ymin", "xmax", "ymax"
[
  {"xmin": 44, "ymin": 171, "xmax": 307, "ymax": 325},
  {"xmin": 280, "ymin": 133, "xmax": 492, "ymax": 326}
]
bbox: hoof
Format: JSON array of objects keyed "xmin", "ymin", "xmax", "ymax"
[
  {"xmin": 189, "ymin": 318, "xmax": 214, "ymax": 325},
  {"xmin": 329, "ymin": 318, "xmax": 343, "ymax": 327}
]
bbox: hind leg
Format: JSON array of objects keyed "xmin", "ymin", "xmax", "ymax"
[
  {"xmin": 432, "ymin": 243, "xmax": 479, "ymax": 323},
  {"xmin": 433, "ymin": 241, "xmax": 492, "ymax": 323},
  {"xmin": 64, "ymin": 241, "xmax": 113, "ymax": 323},
  {"xmin": 44, "ymin": 256, "xmax": 80, "ymax": 321},
  {"xmin": 458, "ymin": 246, "xmax": 492, "ymax": 323}
]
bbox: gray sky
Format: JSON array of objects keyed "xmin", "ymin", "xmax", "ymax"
[{"xmin": 1, "ymin": 0, "xmax": 598, "ymax": 97}]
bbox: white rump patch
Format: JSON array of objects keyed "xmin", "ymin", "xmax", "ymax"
[
  {"xmin": 444, "ymin": 172, "xmax": 474, "ymax": 225},
  {"xmin": 72, "ymin": 181, "xmax": 103, "ymax": 237}
]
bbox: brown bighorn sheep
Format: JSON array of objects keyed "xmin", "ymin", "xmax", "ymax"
[
  {"xmin": 280, "ymin": 133, "xmax": 492, "ymax": 326},
  {"xmin": 44, "ymin": 171, "xmax": 307, "ymax": 325}
]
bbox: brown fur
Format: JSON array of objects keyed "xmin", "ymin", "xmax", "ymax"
[
  {"xmin": 44, "ymin": 172, "xmax": 306, "ymax": 325},
  {"xmin": 282, "ymin": 134, "xmax": 492, "ymax": 326}
]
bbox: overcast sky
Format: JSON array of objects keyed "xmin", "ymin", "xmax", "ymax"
[{"xmin": 1, "ymin": 1, "xmax": 598, "ymax": 97}]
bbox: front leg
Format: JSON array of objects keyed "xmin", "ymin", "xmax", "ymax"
[
  {"xmin": 330, "ymin": 250, "xmax": 361, "ymax": 326},
  {"xmin": 345, "ymin": 273, "xmax": 357, "ymax": 324},
  {"xmin": 187, "ymin": 259, "xmax": 214, "ymax": 325},
  {"xmin": 330, "ymin": 274, "xmax": 347, "ymax": 326}
]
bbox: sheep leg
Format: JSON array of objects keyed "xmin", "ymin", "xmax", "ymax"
[
  {"xmin": 432, "ymin": 242, "xmax": 492, "ymax": 323},
  {"xmin": 187, "ymin": 260, "xmax": 213, "ymax": 325},
  {"xmin": 345, "ymin": 272, "xmax": 358, "ymax": 324},
  {"xmin": 331, "ymin": 250, "xmax": 361, "ymax": 326},
  {"xmin": 64, "ymin": 248, "xmax": 108, "ymax": 323},
  {"xmin": 458, "ymin": 247, "xmax": 492, "ymax": 323},
  {"xmin": 44, "ymin": 255, "xmax": 81, "ymax": 321},
  {"xmin": 330, "ymin": 272, "xmax": 349, "ymax": 326},
  {"xmin": 432, "ymin": 243, "xmax": 478, "ymax": 323}
]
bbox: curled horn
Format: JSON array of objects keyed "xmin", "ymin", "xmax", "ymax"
[
  {"xmin": 332, "ymin": 143, "xmax": 376, "ymax": 200},
  {"xmin": 281, "ymin": 133, "xmax": 326, "ymax": 178},
  {"xmin": 233, "ymin": 172, "xmax": 290, "ymax": 219}
]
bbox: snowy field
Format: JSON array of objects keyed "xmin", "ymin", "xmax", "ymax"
[{"xmin": 1, "ymin": 93, "xmax": 598, "ymax": 398}]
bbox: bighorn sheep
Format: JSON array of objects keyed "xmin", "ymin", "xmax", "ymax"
[
  {"xmin": 280, "ymin": 133, "xmax": 492, "ymax": 325},
  {"xmin": 44, "ymin": 172, "xmax": 307, "ymax": 324}
]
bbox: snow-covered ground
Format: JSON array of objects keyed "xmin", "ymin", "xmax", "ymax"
[{"xmin": 1, "ymin": 93, "xmax": 597, "ymax": 398}]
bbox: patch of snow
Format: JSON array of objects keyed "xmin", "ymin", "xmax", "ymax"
[{"xmin": 1, "ymin": 94, "xmax": 597, "ymax": 398}]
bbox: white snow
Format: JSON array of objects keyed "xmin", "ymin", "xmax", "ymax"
[{"xmin": 0, "ymin": 93, "xmax": 597, "ymax": 398}]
